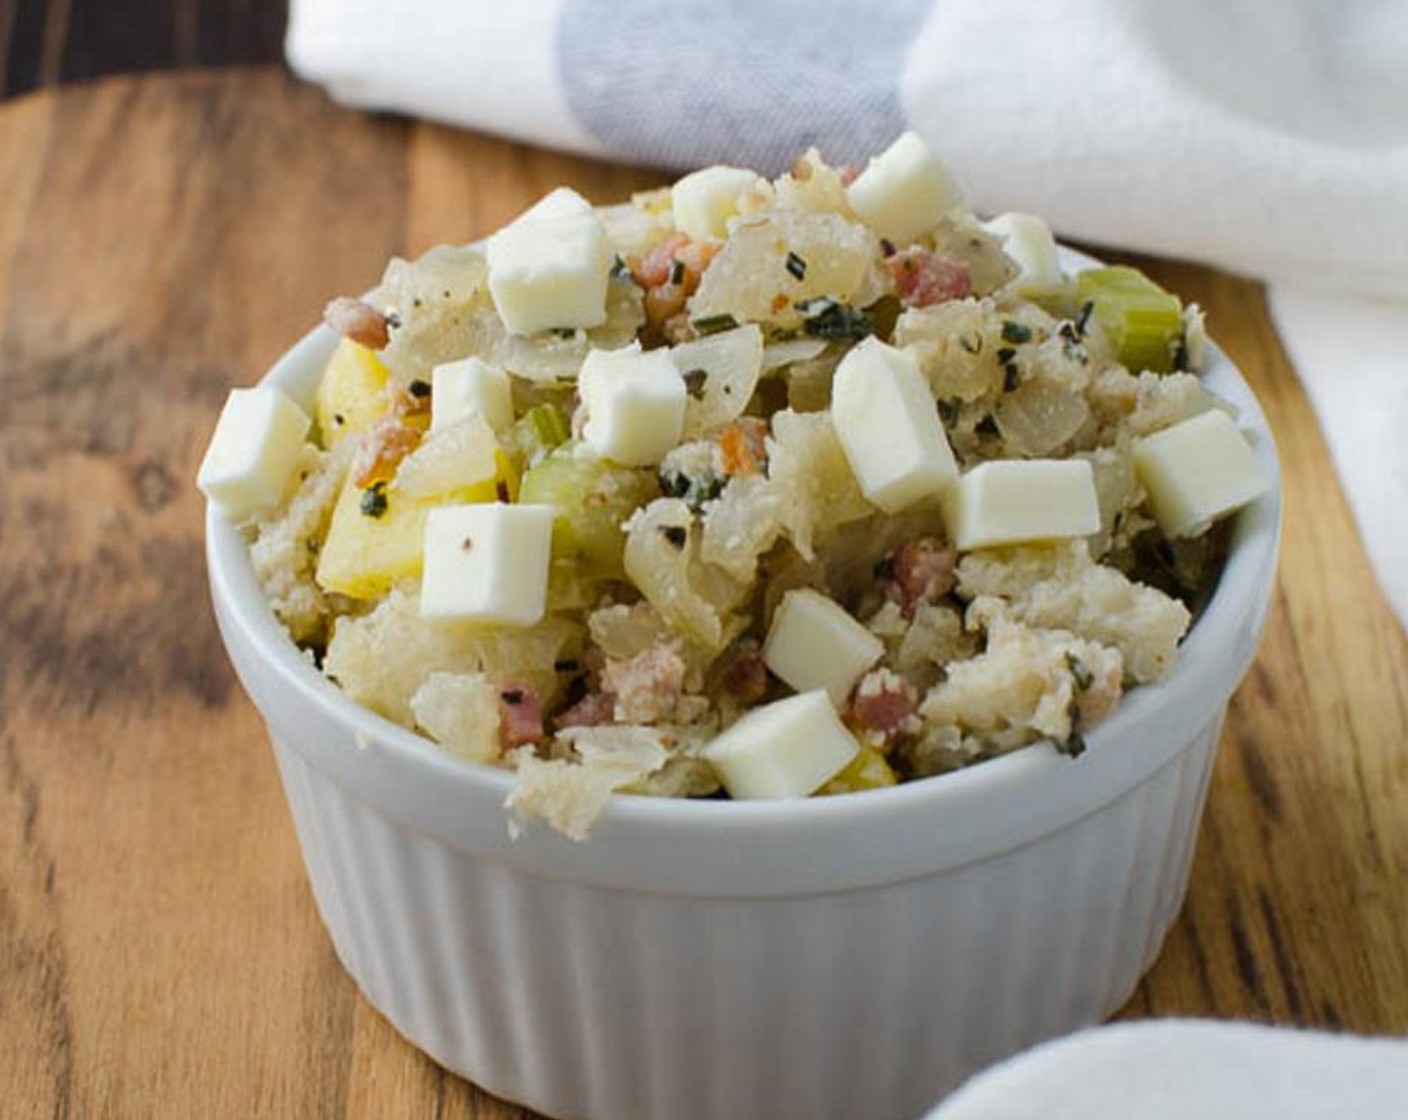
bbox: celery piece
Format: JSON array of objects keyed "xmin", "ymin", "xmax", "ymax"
[
  {"xmin": 519, "ymin": 446, "xmax": 660, "ymax": 578},
  {"xmin": 1075, "ymin": 266, "xmax": 1184, "ymax": 374}
]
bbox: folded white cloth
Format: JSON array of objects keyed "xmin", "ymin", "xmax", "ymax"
[
  {"xmin": 287, "ymin": 0, "xmax": 1408, "ymax": 625},
  {"xmin": 925, "ymin": 1020, "xmax": 1408, "ymax": 1119}
]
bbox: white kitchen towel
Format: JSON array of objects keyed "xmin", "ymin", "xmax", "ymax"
[
  {"xmin": 286, "ymin": 0, "xmax": 1408, "ymax": 626},
  {"xmin": 924, "ymin": 1020, "xmax": 1408, "ymax": 1119}
]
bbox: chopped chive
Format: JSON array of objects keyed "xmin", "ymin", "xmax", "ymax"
[
  {"xmin": 659, "ymin": 524, "xmax": 688, "ymax": 549},
  {"xmin": 1003, "ymin": 365, "xmax": 1019, "ymax": 392},
  {"xmin": 669, "ymin": 259, "xmax": 686, "ymax": 286},
  {"xmin": 1065, "ymin": 652, "xmax": 1094, "ymax": 692},
  {"xmin": 408, "ymin": 378, "xmax": 431, "ymax": 398},
  {"xmin": 359, "ymin": 481, "xmax": 389, "ymax": 519},
  {"xmin": 1058, "ymin": 730, "xmax": 1087, "ymax": 758},
  {"xmin": 610, "ymin": 254, "xmax": 631, "ymax": 281},
  {"xmin": 691, "ymin": 313, "xmax": 739, "ymax": 336},
  {"xmin": 1074, "ymin": 300, "xmax": 1094, "ymax": 337},
  {"xmin": 1001, "ymin": 320, "xmax": 1033, "ymax": 344},
  {"xmin": 683, "ymin": 368, "xmax": 707, "ymax": 397},
  {"xmin": 796, "ymin": 297, "xmax": 873, "ymax": 341},
  {"xmin": 996, "ymin": 347, "xmax": 1016, "ymax": 365},
  {"xmin": 785, "ymin": 251, "xmax": 807, "ymax": 280}
]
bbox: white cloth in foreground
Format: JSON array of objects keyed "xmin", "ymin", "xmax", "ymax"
[
  {"xmin": 286, "ymin": 0, "xmax": 1408, "ymax": 624},
  {"xmin": 925, "ymin": 1020, "xmax": 1408, "ymax": 1119}
]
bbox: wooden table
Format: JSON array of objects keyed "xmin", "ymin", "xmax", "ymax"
[{"xmin": 2, "ymin": 69, "xmax": 1405, "ymax": 1119}]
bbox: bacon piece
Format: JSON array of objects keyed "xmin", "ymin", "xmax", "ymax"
[
  {"xmin": 324, "ymin": 296, "xmax": 391, "ymax": 350},
  {"xmin": 850, "ymin": 668, "xmax": 919, "ymax": 738},
  {"xmin": 632, "ymin": 234, "xmax": 691, "ymax": 288},
  {"xmin": 554, "ymin": 690, "xmax": 615, "ymax": 731},
  {"xmin": 718, "ymin": 418, "xmax": 769, "ymax": 477},
  {"xmin": 629, "ymin": 236, "xmax": 723, "ymax": 339},
  {"xmin": 603, "ymin": 647, "xmax": 690, "ymax": 725},
  {"xmin": 349, "ymin": 414, "xmax": 422, "ymax": 488},
  {"xmin": 498, "ymin": 683, "xmax": 545, "ymax": 747},
  {"xmin": 879, "ymin": 538, "xmax": 957, "ymax": 618},
  {"xmin": 886, "ymin": 249, "xmax": 971, "ymax": 309},
  {"xmin": 717, "ymin": 640, "xmax": 768, "ymax": 704}
]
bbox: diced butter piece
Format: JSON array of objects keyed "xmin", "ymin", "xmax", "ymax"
[
  {"xmin": 983, "ymin": 212, "xmax": 1064, "ymax": 293},
  {"xmin": 831, "ymin": 336, "xmax": 958, "ymax": 512},
  {"xmin": 197, "ymin": 386, "xmax": 311, "ymax": 521},
  {"xmin": 704, "ymin": 690, "xmax": 860, "ymax": 800},
  {"xmin": 518, "ymin": 186, "xmax": 593, "ymax": 223},
  {"xmin": 845, "ymin": 131, "xmax": 965, "ymax": 245},
  {"xmin": 486, "ymin": 191, "xmax": 613, "ymax": 336},
  {"xmin": 420, "ymin": 503, "xmax": 555, "ymax": 625},
  {"xmin": 431, "ymin": 356, "xmax": 512, "ymax": 434},
  {"xmin": 671, "ymin": 165, "xmax": 762, "ymax": 240},
  {"xmin": 942, "ymin": 459, "xmax": 1101, "ymax": 551},
  {"xmin": 763, "ymin": 589, "xmax": 884, "ymax": 706},
  {"xmin": 1133, "ymin": 409, "xmax": 1269, "ymax": 538},
  {"xmin": 579, "ymin": 345, "xmax": 686, "ymax": 466}
]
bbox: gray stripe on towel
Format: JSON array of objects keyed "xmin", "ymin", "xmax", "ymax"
[{"xmin": 556, "ymin": 0, "xmax": 929, "ymax": 173}]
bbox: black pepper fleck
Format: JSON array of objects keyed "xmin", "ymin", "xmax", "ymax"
[{"xmin": 660, "ymin": 525, "xmax": 687, "ymax": 549}]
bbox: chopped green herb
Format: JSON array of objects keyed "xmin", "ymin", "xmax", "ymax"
[
  {"xmin": 610, "ymin": 254, "xmax": 631, "ymax": 281},
  {"xmin": 996, "ymin": 347, "xmax": 1016, "ymax": 365},
  {"xmin": 669, "ymin": 259, "xmax": 686, "ymax": 286},
  {"xmin": 659, "ymin": 470, "xmax": 724, "ymax": 514},
  {"xmin": 384, "ymin": 311, "xmax": 403, "ymax": 330},
  {"xmin": 692, "ymin": 313, "xmax": 740, "ymax": 336},
  {"xmin": 975, "ymin": 415, "xmax": 999, "ymax": 437},
  {"xmin": 1074, "ymin": 300, "xmax": 1094, "ymax": 337},
  {"xmin": 959, "ymin": 331, "xmax": 983, "ymax": 355},
  {"xmin": 683, "ymin": 368, "xmax": 707, "ymax": 397},
  {"xmin": 796, "ymin": 297, "xmax": 874, "ymax": 341},
  {"xmin": 408, "ymin": 378, "xmax": 431, "ymax": 399},
  {"xmin": 937, "ymin": 398, "xmax": 960, "ymax": 425},
  {"xmin": 1003, "ymin": 365, "xmax": 1020, "ymax": 392},
  {"xmin": 1057, "ymin": 730, "xmax": 1087, "ymax": 759},
  {"xmin": 659, "ymin": 524, "xmax": 688, "ymax": 549},
  {"xmin": 1066, "ymin": 653, "xmax": 1094, "ymax": 692},
  {"xmin": 785, "ymin": 251, "xmax": 807, "ymax": 281},
  {"xmin": 359, "ymin": 482, "xmax": 389, "ymax": 519},
  {"xmin": 1001, "ymin": 320, "xmax": 1033, "ymax": 344}
]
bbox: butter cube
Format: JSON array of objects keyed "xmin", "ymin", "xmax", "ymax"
[
  {"xmin": 671, "ymin": 165, "xmax": 762, "ymax": 240},
  {"xmin": 579, "ymin": 345, "xmax": 686, "ymax": 466},
  {"xmin": 1133, "ymin": 409, "xmax": 1269, "ymax": 538},
  {"xmin": 518, "ymin": 186, "xmax": 593, "ymax": 222},
  {"xmin": 197, "ymin": 386, "xmax": 311, "ymax": 522},
  {"xmin": 846, "ymin": 131, "xmax": 965, "ymax": 245},
  {"xmin": 704, "ymin": 691, "xmax": 860, "ymax": 800},
  {"xmin": 763, "ymin": 589, "xmax": 884, "ymax": 706},
  {"xmin": 943, "ymin": 459, "xmax": 1101, "ymax": 551},
  {"xmin": 420, "ymin": 503, "xmax": 555, "ymax": 625},
  {"xmin": 983, "ymin": 212, "xmax": 1064, "ymax": 293},
  {"xmin": 831, "ymin": 336, "xmax": 958, "ymax": 512},
  {"xmin": 431, "ymin": 356, "xmax": 513, "ymax": 434},
  {"xmin": 486, "ymin": 191, "xmax": 613, "ymax": 336}
]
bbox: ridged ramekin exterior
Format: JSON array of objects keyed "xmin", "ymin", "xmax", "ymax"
[{"xmin": 270, "ymin": 709, "xmax": 1221, "ymax": 1120}]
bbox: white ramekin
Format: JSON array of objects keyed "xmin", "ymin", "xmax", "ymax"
[{"xmin": 206, "ymin": 284, "xmax": 1281, "ymax": 1120}]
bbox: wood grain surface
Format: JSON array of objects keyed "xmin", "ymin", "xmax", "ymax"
[
  {"xmin": 1, "ymin": 70, "xmax": 1405, "ymax": 1120},
  {"xmin": 1, "ymin": 0, "xmax": 286, "ymax": 98}
]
